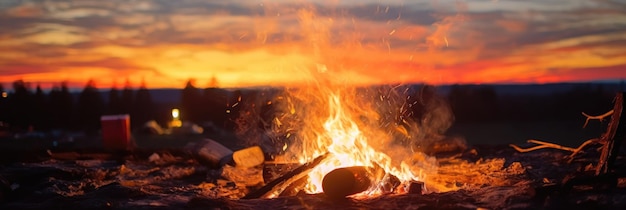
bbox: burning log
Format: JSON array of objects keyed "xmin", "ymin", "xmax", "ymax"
[
  {"xmin": 243, "ymin": 153, "xmax": 329, "ymax": 199},
  {"xmin": 322, "ymin": 166, "xmax": 372, "ymax": 199},
  {"xmin": 278, "ymin": 175, "xmax": 309, "ymax": 197},
  {"xmin": 379, "ymin": 174, "xmax": 401, "ymax": 194},
  {"xmin": 407, "ymin": 181, "xmax": 424, "ymax": 195},
  {"xmin": 262, "ymin": 163, "xmax": 300, "ymax": 183}
]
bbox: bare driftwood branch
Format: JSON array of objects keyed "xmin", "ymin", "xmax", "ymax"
[
  {"xmin": 510, "ymin": 138, "xmax": 603, "ymax": 164},
  {"xmin": 582, "ymin": 110, "xmax": 615, "ymax": 128},
  {"xmin": 567, "ymin": 138, "xmax": 601, "ymax": 160},
  {"xmin": 595, "ymin": 93, "xmax": 624, "ymax": 175},
  {"xmin": 509, "ymin": 139, "xmax": 577, "ymax": 153},
  {"xmin": 511, "ymin": 93, "xmax": 624, "ymax": 167}
]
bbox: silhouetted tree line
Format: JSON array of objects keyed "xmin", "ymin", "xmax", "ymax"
[
  {"xmin": 0, "ymin": 79, "xmax": 244, "ymax": 134},
  {"xmin": 180, "ymin": 80, "xmax": 241, "ymax": 130},
  {"xmin": 447, "ymin": 84, "xmax": 617, "ymax": 123},
  {"xmin": 0, "ymin": 79, "xmax": 621, "ymax": 135},
  {"xmin": 0, "ymin": 80, "xmax": 158, "ymax": 133}
]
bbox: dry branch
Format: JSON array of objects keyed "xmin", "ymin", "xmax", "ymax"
[
  {"xmin": 510, "ymin": 138, "xmax": 603, "ymax": 163},
  {"xmin": 509, "ymin": 139, "xmax": 577, "ymax": 153},
  {"xmin": 582, "ymin": 110, "xmax": 615, "ymax": 128},
  {"xmin": 595, "ymin": 93, "xmax": 624, "ymax": 175},
  {"xmin": 511, "ymin": 92, "xmax": 624, "ymax": 179},
  {"xmin": 567, "ymin": 138, "xmax": 602, "ymax": 162}
]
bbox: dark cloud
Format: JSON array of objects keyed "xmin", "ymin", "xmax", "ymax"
[
  {"xmin": 516, "ymin": 26, "xmax": 625, "ymax": 47},
  {"xmin": 0, "ymin": 15, "xmax": 65, "ymax": 36},
  {"xmin": 0, "ymin": 61, "xmax": 59, "ymax": 75},
  {"xmin": 0, "ymin": 1, "xmax": 441, "ymax": 48}
]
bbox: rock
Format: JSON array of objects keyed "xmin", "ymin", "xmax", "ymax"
[{"xmin": 148, "ymin": 153, "xmax": 161, "ymax": 163}]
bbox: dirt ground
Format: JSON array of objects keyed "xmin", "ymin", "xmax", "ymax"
[{"xmin": 1, "ymin": 121, "xmax": 625, "ymax": 210}]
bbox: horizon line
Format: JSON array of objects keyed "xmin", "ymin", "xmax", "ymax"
[{"xmin": 1, "ymin": 80, "xmax": 625, "ymax": 93}]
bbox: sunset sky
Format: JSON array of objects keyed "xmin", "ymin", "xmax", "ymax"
[{"xmin": 1, "ymin": 0, "xmax": 625, "ymax": 90}]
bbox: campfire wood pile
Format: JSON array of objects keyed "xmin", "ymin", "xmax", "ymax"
[{"xmin": 0, "ymin": 92, "xmax": 625, "ymax": 210}]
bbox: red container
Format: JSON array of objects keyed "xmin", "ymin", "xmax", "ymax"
[{"xmin": 101, "ymin": 114, "xmax": 131, "ymax": 150}]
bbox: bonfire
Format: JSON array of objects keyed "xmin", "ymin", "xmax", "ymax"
[{"xmin": 2, "ymin": 3, "xmax": 626, "ymax": 210}]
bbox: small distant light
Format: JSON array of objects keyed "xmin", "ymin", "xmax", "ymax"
[
  {"xmin": 226, "ymin": 109, "xmax": 231, "ymax": 114},
  {"xmin": 1, "ymin": 92, "xmax": 6, "ymax": 98},
  {"xmin": 171, "ymin": 108, "xmax": 180, "ymax": 119}
]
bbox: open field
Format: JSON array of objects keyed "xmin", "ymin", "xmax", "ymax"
[{"xmin": 0, "ymin": 119, "xmax": 608, "ymax": 161}]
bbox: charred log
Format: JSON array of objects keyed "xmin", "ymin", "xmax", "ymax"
[
  {"xmin": 262, "ymin": 163, "xmax": 300, "ymax": 184},
  {"xmin": 322, "ymin": 166, "xmax": 372, "ymax": 199},
  {"xmin": 278, "ymin": 175, "xmax": 308, "ymax": 197},
  {"xmin": 243, "ymin": 153, "xmax": 329, "ymax": 199},
  {"xmin": 408, "ymin": 181, "xmax": 425, "ymax": 195}
]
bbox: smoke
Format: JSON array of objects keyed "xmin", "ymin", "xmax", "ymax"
[{"xmin": 234, "ymin": 2, "xmax": 465, "ymax": 184}]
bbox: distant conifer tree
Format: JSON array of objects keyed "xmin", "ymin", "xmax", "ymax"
[
  {"xmin": 121, "ymin": 79, "xmax": 134, "ymax": 115},
  {"xmin": 0, "ymin": 83, "xmax": 7, "ymax": 122},
  {"xmin": 133, "ymin": 79, "xmax": 154, "ymax": 127},
  {"xmin": 202, "ymin": 86, "xmax": 228, "ymax": 126},
  {"xmin": 181, "ymin": 79, "xmax": 201, "ymax": 123},
  {"xmin": 8, "ymin": 80, "xmax": 34, "ymax": 130},
  {"xmin": 49, "ymin": 82, "xmax": 74, "ymax": 130},
  {"xmin": 77, "ymin": 80, "xmax": 104, "ymax": 132},
  {"xmin": 32, "ymin": 84, "xmax": 49, "ymax": 130},
  {"xmin": 108, "ymin": 86, "xmax": 123, "ymax": 115}
]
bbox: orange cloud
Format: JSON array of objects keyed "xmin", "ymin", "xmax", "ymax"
[
  {"xmin": 6, "ymin": 3, "xmax": 44, "ymax": 17},
  {"xmin": 1, "ymin": 0, "xmax": 625, "ymax": 90}
]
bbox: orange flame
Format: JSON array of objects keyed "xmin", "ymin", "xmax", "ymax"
[
  {"xmin": 305, "ymin": 90, "xmax": 385, "ymax": 193},
  {"xmin": 236, "ymin": 3, "xmax": 461, "ymax": 198},
  {"xmin": 265, "ymin": 72, "xmax": 440, "ymax": 197}
]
